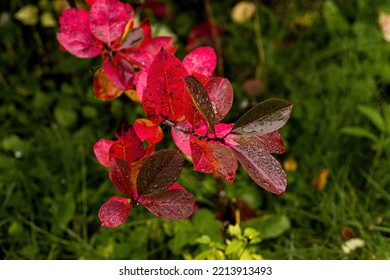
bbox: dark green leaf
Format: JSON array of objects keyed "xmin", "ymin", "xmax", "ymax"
[
  {"xmin": 137, "ymin": 150, "xmax": 183, "ymax": 197},
  {"xmin": 232, "ymin": 98, "xmax": 292, "ymax": 135}
]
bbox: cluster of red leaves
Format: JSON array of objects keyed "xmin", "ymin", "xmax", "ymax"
[
  {"xmin": 57, "ymin": 0, "xmax": 176, "ymax": 100},
  {"xmin": 57, "ymin": 0, "xmax": 292, "ymax": 228},
  {"xmin": 94, "ymin": 122, "xmax": 195, "ymax": 228}
]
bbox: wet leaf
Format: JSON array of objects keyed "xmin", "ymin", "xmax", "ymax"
[
  {"xmin": 109, "ymin": 158, "xmax": 134, "ymax": 196},
  {"xmin": 205, "ymin": 77, "xmax": 234, "ymax": 123},
  {"xmin": 139, "ymin": 183, "xmax": 195, "ymax": 220},
  {"xmin": 137, "ymin": 150, "xmax": 183, "ymax": 197},
  {"xmin": 171, "ymin": 121, "xmax": 193, "ymax": 157},
  {"xmin": 89, "ymin": 0, "xmax": 134, "ymax": 44},
  {"xmin": 190, "ymin": 136, "xmax": 237, "ymax": 183},
  {"xmin": 182, "ymin": 46, "xmax": 216, "ymax": 77},
  {"xmin": 233, "ymin": 98, "xmax": 292, "ymax": 135},
  {"xmin": 230, "ymin": 131, "xmax": 286, "ymax": 154},
  {"xmin": 184, "ymin": 76, "xmax": 217, "ymax": 132},
  {"xmin": 98, "ymin": 196, "xmax": 131, "ymax": 228},
  {"xmin": 57, "ymin": 8, "xmax": 102, "ymax": 58},
  {"xmin": 142, "ymin": 49, "xmax": 188, "ymax": 123},
  {"xmin": 232, "ymin": 144, "xmax": 286, "ymax": 195},
  {"xmin": 94, "ymin": 139, "xmax": 115, "ymax": 167}
]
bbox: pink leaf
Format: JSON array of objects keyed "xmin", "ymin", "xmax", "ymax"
[
  {"xmin": 139, "ymin": 183, "xmax": 195, "ymax": 220},
  {"xmin": 57, "ymin": 8, "xmax": 102, "ymax": 58},
  {"xmin": 126, "ymin": 49, "xmax": 154, "ymax": 68},
  {"xmin": 93, "ymin": 67, "xmax": 124, "ymax": 100},
  {"xmin": 135, "ymin": 68, "xmax": 148, "ymax": 100},
  {"xmin": 89, "ymin": 0, "xmax": 134, "ymax": 44},
  {"xmin": 232, "ymin": 144, "xmax": 287, "ymax": 196},
  {"xmin": 205, "ymin": 77, "xmax": 234, "ymax": 123},
  {"xmin": 230, "ymin": 131, "xmax": 286, "ymax": 154},
  {"xmin": 171, "ymin": 121, "xmax": 193, "ymax": 157},
  {"xmin": 103, "ymin": 55, "xmax": 135, "ymax": 90},
  {"xmin": 109, "ymin": 158, "xmax": 134, "ymax": 196},
  {"xmin": 134, "ymin": 118, "xmax": 163, "ymax": 144},
  {"xmin": 141, "ymin": 37, "xmax": 177, "ymax": 56},
  {"xmin": 109, "ymin": 124, "xmax": 146, "ymax": 164},
  {"xmin": 142, "ymin": 49, "xmax": 189, "ymax": 123},
  {"xmin": 183, "ymin": 46, "xmax": 216, "ymax": 77},
  {"xmin": 190, "ymin": 136, "xmax": 237, "ymax": 183},
  {"xmin": 98, "ymin": 196, "xmax": 131, "ymax": 228},
  {"xmin": 94, "ymin": 139, "xmax": 115, "ymax": 167}
]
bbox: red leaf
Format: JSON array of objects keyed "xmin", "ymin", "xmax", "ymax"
[
  {"xmin": 103, "ymin": 55, "xmax": 135, "ymax": 90},
  {"xmin": 232, "ymin": 144, "xmax": 287, "ymax": 195},
  {"xmin": 134, "ymin": 118, "xmax": 163, "ymax": 144},
  {"xmin": 141, "ymin": 37, "xmax": 177, "ymax": 57},
  {"xmin": 142, "ymin": 49, "xmax": 188, "ymax": 123},
  {"xmin": 125, "ymin": 49, "xmax": 154, "ymax": 68},
  {"xmin": 183, "ymin": 46, "xmax": 216, "ymax": 78},
  {"xmin": 190, "ymin": 136, "xmax": 237, "ymax": 183},
  {"xmin": 205, "ymin": 77, "xmax": 234, "ymax": 123},
  {"xmin": 109, "ymin": 124, "xmax": 146, "ymax": 164},
  {"xmin": 89, "ymin": 0, "xmax": 134, "ymax": 44},
  {"xmin": 139, "ymin": 183, "xmax": 195, "ymax": 220},
  {"xmin": 136, "ymin": 150, "xmax": 183, "ymax": 197},
  {"xmin": 230, "ymin": 131, "xmax": 286, "ymax": 154},
  {"xmin": 109, "ymin": 158, "xmax": 134, "ymax": 196},
  {"xmin": 93, "ymin": 67, "xmax": 123, "ymax": 100},
  {"xmin": 98, "ymin": 196, "xmax": 131, "ymax": 228},
  {"xmin": 94, "ymin": 139, "xmax": 115, "ymax": 167},
  {"xmin": 57, "ymin": 8, "xmax": 102, "ymax": 58}
]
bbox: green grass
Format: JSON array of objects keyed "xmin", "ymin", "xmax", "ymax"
[{"xmin": 1, "ymin": 0, "xmax": 390, "ymax": 259}]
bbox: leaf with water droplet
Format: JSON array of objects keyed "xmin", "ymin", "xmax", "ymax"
[
  {"xmin": 94, "ymin": 139, "xmax": 116, "ymax": 167},
  {"xmin": 182, "ymin": 46, "xmax": 216, "ymax": 77},
  {"xmin": 137, "ymin": 150, "xmax": 183, "ymax": 197},
  {"xmin": 230, "ymin": 131, "xmax": 286, "ymax": 154},
  {"xmin": 98, "ymin": 196, "xmax": 131, "ymax": 228},
  {"xmin": 184, "ymin": 75, "xmax": 217, "ymax": 133},
  {"xmin": 232, "ymin": 144, "xmax": 287, "ymax": 195},
  {"xmin": 232, "ymin": 98, "xmax": 292, "ymax": 135},
  {"xmin": 205, "ymin": 77, "xmax": 234, "ymax": 123},
  {"xmin": 139, "ymin": 183, "xmax": 195, "ymax": 220},
  {"xmin": 109, "ymin": 158, "xmax": 134, "ymax": 196}
]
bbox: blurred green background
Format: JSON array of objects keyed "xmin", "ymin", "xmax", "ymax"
[{"xmin": 1, "ymin": 0, "xmax": 390, "ymax": 259}]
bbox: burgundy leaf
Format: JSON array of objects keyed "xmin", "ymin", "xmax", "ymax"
[
  {"xmin": 184, "ymin": 75, "xmax": 217, "ymax": 132},
  {"xmin": 89, "ymin": 0, "xmax": 134, "ymax": 44},
  {"xmin": 230, "ymin": 131, "xmax": 286, "ymax": 154},
  {"xmin": 103, "ymin": 55, "xmax": 135, "ymax": 90},
  {"xmin": 182, "ymin": 46, "xmax": 216, "ymax": 77},
  {"xmin": 139, "ymin": 183, "xmax": 195, "ymax": 220},
  {"xmin": 137, "ymin": 150, "xmax": 183, "ymax": 197},
  {"xmin": 205, "ymin": 77, "xmax": 234, "ymax": 123},
  {"xmin": 57, "ymin": 8, "xmax": 102, "ymax": 58},
  {"xmin": 94, "ymin": 139, "xmax": 115, "ymax": 167},
  {"xmin": 109, "ymin": 158, "xmax": 134, "ymax": 196},
  {"xmin": 232, "ymin": 144, "xmax": 287, "ymax": 196},
  {"xmin": 232, "ymin": 98, "xmax": 293, "ymax": 135},
  {"xmin": 142, "ymin": 49, "xmax": 188, "ymax": 123},
  {"xmin": 98, "ymin": 196, "xmax": 131, "ymax": 228}
]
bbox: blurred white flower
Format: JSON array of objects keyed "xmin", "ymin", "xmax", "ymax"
[
  {"xmin": 341, "ymin": 238, "xmax": 365, "ymax": 254},
  {"xmin": 379, "ymin": 12, "xmax": 390, "ymax": 42},
  {"xmin": 231, "ymin": 1, "xmax": 256, "ymax": 24}
]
